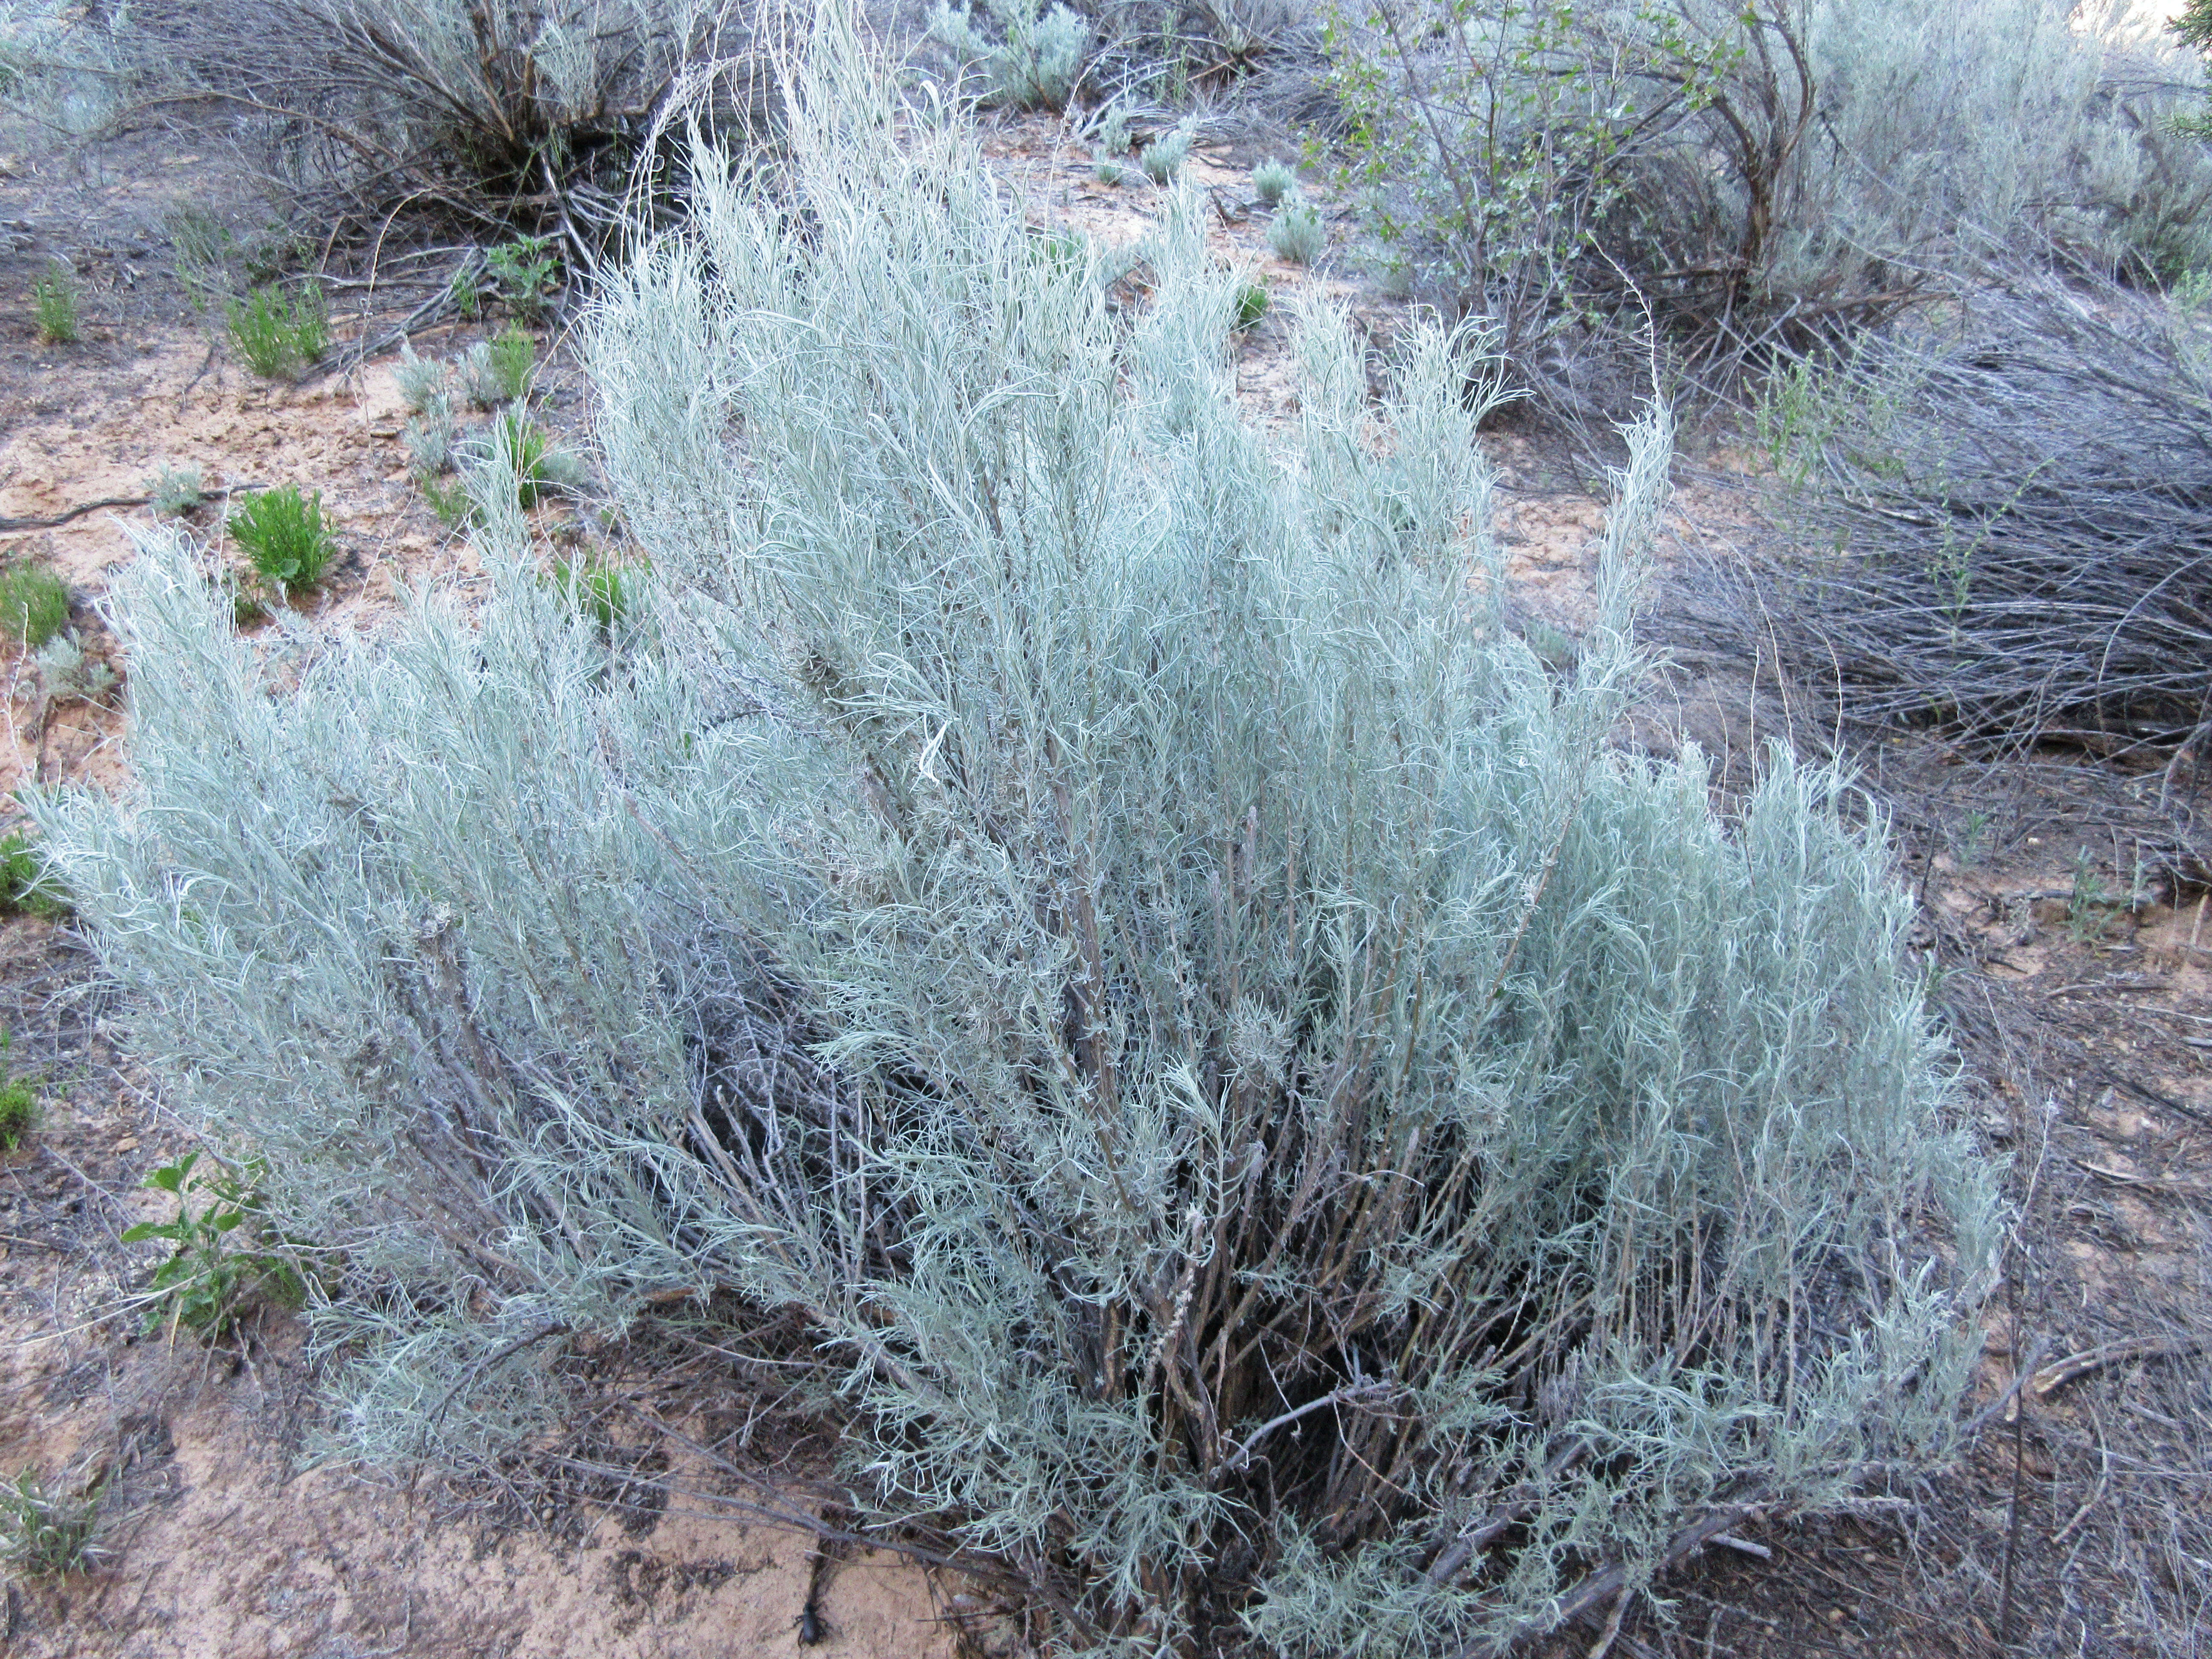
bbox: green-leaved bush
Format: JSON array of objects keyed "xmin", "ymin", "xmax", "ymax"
[
  {"xmin": 37, "ymin": 25, "xmax": 1996, "ymax": 1655},
  {"xmin": 228, "ymin": 484, "xmax": 335, "ymax": 591}
]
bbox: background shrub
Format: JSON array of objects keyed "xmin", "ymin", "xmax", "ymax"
[
  {"xmin": 38, "ymin": 25, "xmax": 1995, "ymax": 1655},
  {"xmin": 1327, "ymin": 0, "xmax": 2212, "ymax": 416},
  {"xmin": 1703, "ymin": 277, "xmax": 2212, "ymax": 753},
  {"xmin": 931, "ymin": 0, "xmax": 1088, "ymax": 108},
  {"xmin": 226, "ymin": 282, "xmax": 329, "ymax": 379},
  {"xmin": 109, "ymin": 0, "xmax": 765, "ymax": 250},
  {"xmin": 30, "ymin": 261, "xmax": 76, "ymax": 344}
]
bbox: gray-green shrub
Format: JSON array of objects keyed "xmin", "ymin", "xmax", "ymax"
[
  {"xmin": 1330, "ymin": 0, "xmax": 2212, "ymax": 365},
  {"xmin": 38, "ymin": 23, "xmax": 1997, "ymax": 1655},
  {"xmin": 930, "ymin": 0, "xmax": 1087, "ymax": 108}
]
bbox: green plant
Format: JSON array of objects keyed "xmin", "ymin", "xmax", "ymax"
[
  {"xmin": 0, "ymin": 832, "xmax": 66, "ymax": 920},
  {"xmin": 551, "ymin": 555, "xmax": 646, "ymax": 637},
  {"xmin": 228, "ymin": 485, "xmax": 337, "ymax": 591},
  {"xmin": 1230, "ymin": 274, "xmax": 1268, "ymax": 331},
  {"xmin": 0, "ymin": 1470, "xmax": 103, "ymax": 1578},
  {"xmin": 930, "ymin": 0, "xmax": 1087, "ymax": 108},
  {"xmin": 0, "ymin": 564, "xmax": 70, "ymax": 650},
  {"xmin": 1953, "ymin": 808, "xmax": 1992, "ymax": 866},
  {"xmin": 0, "ymin": 1032, "xmax": 38, "ymax": 1154},
  {"xmin": 1252, "ymin": 156, "xmax": 1296, "ymax": 205},
  {"xmin": 2067, "ymin": 847, "xmax": 2113, "ymax": 941},
  {"xmin": 485, "ymin": 236, "xmax": 557, "ymax": 320},
  {"xmin": 1138, "ymin": 122, "xmax": 1190, "ymax": 183},
  {"xmin": 1266, "ymin": 192, "xmax": 1325, "ymax": 263},
  {"xmin": 459, "ymin": 328, "xmax": 535, "ymax": 409},
  {"xmin": 225, "ymin": 282, "xmax": 330, "ymax": 379},
  {"xmin": 402, "ymin": 399, "xmax": 457, "ymax": 477},
  {"xmin": 31, "ymin": 262, "xmax": 78, "ymax": 345},
  {"xmin": 451, "ymin": 264, "xmax": 483, "ymax": 320},
  {"xmin": 473, "ymin": 409, "xmax": 582, "ymax": 509},
  {"xmin": 121, "ymin": 1152, "xmax": 304, "ymax": 1340},
  {"xmin": 35, "ymin": 634, "xmax": 117, "ymax": 705},
  {"xmin": 146, "ymin": 462, "xmax": 205, "ymax": 517},
  {"xmin": 420, "ymin": 475, "xmax": 474, "ymax": 527},
  {"xmin": 167, "ymin": 206, "xmax": 239, "ymax": 313}
]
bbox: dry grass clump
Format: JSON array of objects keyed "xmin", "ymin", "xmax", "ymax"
[
  {"xmin": 1724, "ymin": 278, "xmax": 2212, "ymax": 755},
  {"xmin": 36, "ymin": 18, "xmax": 1997, "ymax": 1653},
  {"xmin": 109, "ymin": 0, "xmax": 768, "ymax": 251}
]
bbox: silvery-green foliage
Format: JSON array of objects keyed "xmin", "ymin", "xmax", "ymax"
[
  {"xmin": 1252, "ymin": 156, "xmax": 1295, "ymax": 206},
  {"xmin": 930, "ymin": 0, "xmax": 1087, "ymax": 108},
  {"xmin": 392, "ymin": 342, "xmax": 447, "ymax": 414},
  {"xmin": 33, "ymin": 631, "xmax": 114, "ymax": 703},
  {"xmin": 401, "ymin": 395, "xmax": 456, "ymax": 476},
  {"xmin": 146, "ymin": 463, "xmax": 203, "ymax": 517},
  {"xmin": 1138, "ymin": 120, "xmax": 1191, "ymax": 182},
  {"xmin": 44, "ymin": 20, "xmax": 1997, "ymax": 1653},
  {"xmin": 1268, "ymin": 192, "xmax": 1324, "ymax": 264}
]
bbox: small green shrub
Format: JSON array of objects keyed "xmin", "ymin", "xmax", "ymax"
[
  {"xmin": 552, "ymin": 555, "xmax": 646, "ymax": 637},
  {"xmin": 485, "ymin": 236, "xmax": 557, "ymax": 321},
  {"xmin": 122, "ymin": 1152, "xmax": 304, "ymax": 1340},
  {"xmin": 0, "ymin": 1471, "xmax": 102, "ymax": 1578},
  {"xmin": 31, "ymin": 263, "xmax": 78, "ymax": 345},
  {"xmin": 0, "ymin": 832, "xmax": 67, "ymax": 920},
  {"xmin": 459, "ymin": 328, "xmax": 535, "ymax": 409},
  {"xmin": 1231, "ymin": 274, "xmax": 1268, "ymax": 331},
  {"xmin": 476, "ymin": 409, "xmax": 582, "ymax": 509},
  {"xmin": 167, "ymin": 207, "xmax": 239, "ymax": 313},
  {"xmin": 1138, "ymin": 124, "xmax": 1190, "ymax": 183},
  {"xmin": 930, "ymin": 0, "xmax": 1086, "ymax": 108},
  {"xmin": 0, "ymin": 1080, "xmax": 35, "ymax": 1154},
  {"xmin": 229, "ymin": 485, "xmax": 336, "ymax": 591},
  {"xmin": 0, "ymin": 565, "xmax": 70, "ymax": 649},
  {"xmin": 451, "ymin": 264, "xmax": 483, "ymax": 321},
  {"xmin": 226, "ymin": 282, "xmax": 329, "ymax": 379},
  {"xmin": 1267, "ymin": 193, "xmax": 1325, "ymax": 264},
  {"xmin": 1252, "ymin": 157, "xmax": 1295, "ymax": 206},
  {"xmin": 420, "ymin": 476, "xmax": 474, "ymax": 527}
]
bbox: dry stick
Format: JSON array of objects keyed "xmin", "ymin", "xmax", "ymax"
[{"xmin": 0, "ymin": 498, "xmax": 151, "ymax": 534}]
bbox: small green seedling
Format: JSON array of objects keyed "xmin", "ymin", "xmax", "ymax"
[
  {"xmin": 32, "ymin": 262, "xmax": 78, "ymax": 345},
  {"xmin": 451, "ymin": 262, "xmax": 483, "ymax": 320},
  {"xmin": 0, "ymin": 563, "xmax": 69, "ymax": 649},
  {"xmin": 483, "ymin": 409, "xmax": 582, "ymax": 509},
  {"xmin": 421, "ymin": 475, "xmax": 474, "ymax": 527},
  {"xmin": 553, "ymin": 555, "xmax": 647, "ymax": 638},
  {"xmin": 229, "ymin": 484, "xmax": 337, "ymax": 592},
  {"xmin": 0, "ymin": 1031, "xmax": 36, "ymax": 1153},
  {"xmin": 122, "ymin": 1152, "xmax": 303, "ymax": 1340},
  {"xmin": 1231, "ymin": 276, "xmax": 1269, "ymax": 332},
  {"xmin": 226, "ymin": 282, "xmax": 329, "ymax": 379},
  {"xmin": 486, "ymin": 235, "xmax": 557, "ymax": 321},
  {"xmin": 459, "ymin": 326, "xmax": 535, "ymax": 409},
  {"xmin": 0, "ymin": 832, "xmax": 66, "ymax": 920},
  {"xmin": 0, "ymin": 1470, "xmax": 104, "ymax": 1578}
]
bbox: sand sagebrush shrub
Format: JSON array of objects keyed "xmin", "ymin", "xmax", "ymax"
[
  {"xmin": 37, "ymin": 25, "xmax": 1996, "ymax": 1655},
  {"xmin": 931, "ymin": 0, "xmax": 1087, "ymax": 108},
  {"xmin": 114, "ymin": 0, "xmax": 761, "ymax": 242}
]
